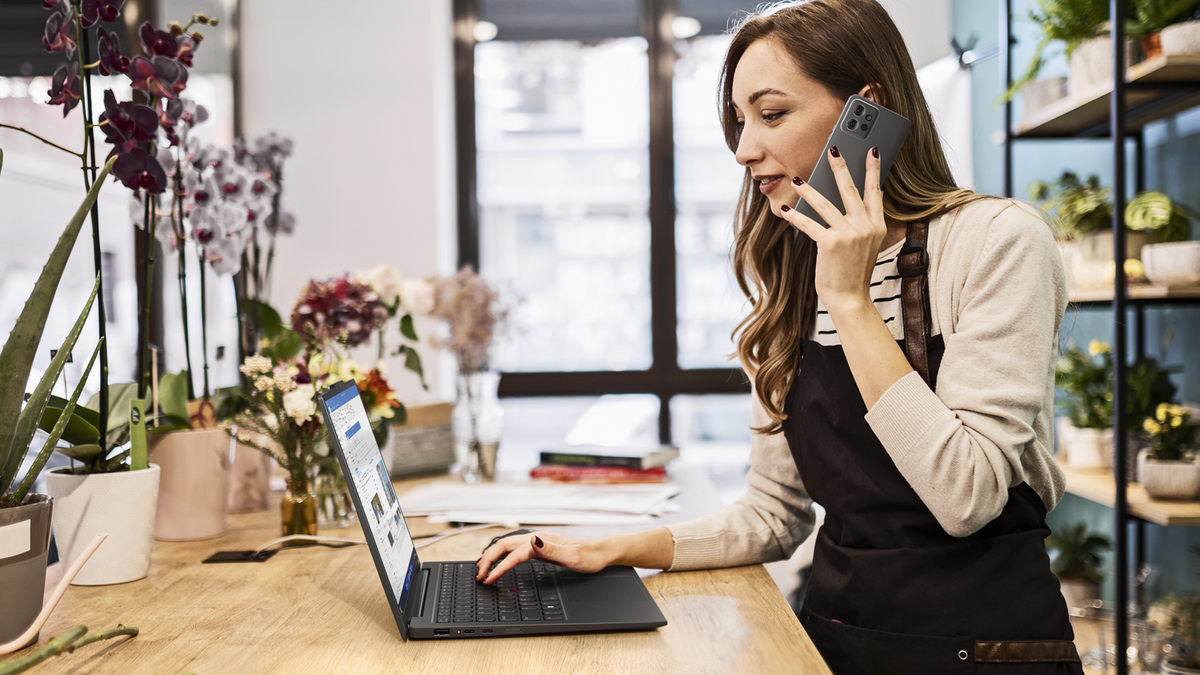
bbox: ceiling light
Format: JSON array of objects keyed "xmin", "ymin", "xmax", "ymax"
[
  {"xmin": 474, "ymin": 21, "xmax": 499, "ymax": 42},
  {"xmin": 672, "ymin": 16, "xmax": 701, "ymax": 39}
]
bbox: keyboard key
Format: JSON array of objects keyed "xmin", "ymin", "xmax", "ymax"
[
  {"xmin": 500, "ymin": 613, "xmax": 520, "ymax": 622},
  {"xmin": 521, "ymin": 611, "xmax": 542, "ymax": 621},
  {"xmin": 544, "ymin": 614, "xmax": 565, "ymax": 620}
]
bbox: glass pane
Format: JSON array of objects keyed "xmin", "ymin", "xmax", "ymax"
[
  {"xmin": 673, "ymin": 35, "xmax": 748, "ymax": 369},
  {"xmin": 670, "ymin": 394, "xmax": 752, "ymax": 505},
  {"xmin": 477, "ymin": 38, "xmax": 652, "ymax": 373}
]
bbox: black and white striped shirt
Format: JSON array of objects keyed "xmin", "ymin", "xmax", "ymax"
[{"xmin": 811, "ymin": 238, "xmax": 906, "ymax": 346}]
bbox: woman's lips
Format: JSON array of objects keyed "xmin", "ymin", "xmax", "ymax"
[{"xmin": 759, "ymin": 176, "xmax": 783, "ymax": 195}]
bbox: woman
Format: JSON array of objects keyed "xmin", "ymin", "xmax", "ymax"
[{"xmin": 476, "ymin": 1, "xmax": 1080, "ymax": 672}]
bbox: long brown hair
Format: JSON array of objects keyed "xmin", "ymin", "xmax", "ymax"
[{"xmin": 726, "ymin": 0, "xmax": 990, "ymax": 433}]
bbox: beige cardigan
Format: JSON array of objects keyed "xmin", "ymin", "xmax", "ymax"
[{"xmin": 667, "ymin": 198, "xmax": 1070, "ymax": 571}]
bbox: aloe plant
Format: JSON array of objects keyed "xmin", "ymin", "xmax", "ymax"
[{"xmin": 0, "ymin": 151, "xmax": 117, "ymax": 508}]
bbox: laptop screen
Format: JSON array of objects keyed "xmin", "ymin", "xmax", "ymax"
[{"xmin": 319, "ymin": 381, "xmax": 419, "ymax": 635}]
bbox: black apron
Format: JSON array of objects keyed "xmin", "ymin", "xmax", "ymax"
[{"xmin": 783, "ymin": 267, "xmax": 1082, "ymax": 674}]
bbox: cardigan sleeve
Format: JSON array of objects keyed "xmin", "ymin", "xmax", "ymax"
[
  {"xmin": 863, "ymin": 203, "xmax": 1069, "ymax": 537},
  {"xmin": 666, "ymin": 383, "xmax": 816, "ymax": 571}
]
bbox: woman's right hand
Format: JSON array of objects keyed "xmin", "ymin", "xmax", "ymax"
[{"xmin": 474, "ymin": 531, "xmax": 612, "ymax": 584}]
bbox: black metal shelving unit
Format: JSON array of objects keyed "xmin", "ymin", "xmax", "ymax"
[{"xmin": 1001, "ymin": 2, "xmax": 1200, "ymax": 672}]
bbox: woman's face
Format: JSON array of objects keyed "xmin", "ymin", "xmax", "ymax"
[{"xmin": 731, "ymin": 39, "xmax": 848, "ymax": 218}]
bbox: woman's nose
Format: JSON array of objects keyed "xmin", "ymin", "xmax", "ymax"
[{"xmin": 735, "ymin": 125, "xmax": 762, "ymax": 168}]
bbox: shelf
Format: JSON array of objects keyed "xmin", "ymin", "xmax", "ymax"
[
  {"xmin": 1057, "ymin": 459, "xmax": 1200, "ymax": 527},
  {"xmin": 1068, "ymin": 283, "xmax": 1200, "ymax": 303},
  {"xmin": 1015, "ymin": 54, "xmax": 1200, "ymax": 138}
]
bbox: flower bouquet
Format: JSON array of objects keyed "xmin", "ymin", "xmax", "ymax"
[{"xmin": 1139, "ymin": 403, "xmax": 1200, "ymax": 499}]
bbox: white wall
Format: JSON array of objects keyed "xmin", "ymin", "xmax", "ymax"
[
  {"xmin": 878, "ymin": 0, "xmax": 952, "ymax": 70},
  {"xmin": 240, "ymin": 0, "xmax": 456, "ymax": 402}
]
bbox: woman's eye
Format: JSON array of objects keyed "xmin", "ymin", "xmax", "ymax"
[{"xmin": 762, "ymin": 111, "xmax": 785, "ymax": 123}]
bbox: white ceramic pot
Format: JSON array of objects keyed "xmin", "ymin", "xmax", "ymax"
[
  {"xmin": 1162, "ymin": 20, "xmax": 1200, "ymax": 56},
  {"xmin": 1058, "ymin": 577, "xmax": 1100, "ymax": 612},
  {"xmin": 1078, "ymin": 230, "xmax": 1155, "ymax": 262},
  {"xmin": 1057, "ymin": 418, "xmax": 1113, "ymax": 470},
  {"xmin": 228, "ymin": 440, "xmax": 273, "ymax": 514},
  {"xmin": 1025, "ymin": 76, "xmax": 1067, "ymax": 120},
  {"xmin": 1138, "ymin": 450, "xmax": 1200, "ymax": 500},
  {"xmin": 1069, "ymin": 37, "xmax": 1136, "ymax": 99},
  {"xmin": 148, "ymin": 428, "xmax": 231, "ymax": 540},
  {"xmin": 0, "ymin": 494, "xmax": 53, "ymax": 648},
  {"xmin": 1142, "ymin": 241, "xmax": 1200, "ymax": 286},
  {"xmin": 45, "ymin": 465, "xmax": 160, "ymax": 585}
]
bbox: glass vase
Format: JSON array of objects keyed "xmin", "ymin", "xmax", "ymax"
[
  {"xmin": 453, "ymin": 371, "xmax": 505, "ymax": 483},
  {"xmin": 281, "ymin": 477, "xmax": 318, "ymax": 540},
  {"xmin": 314, "ymin": 460, "xmax": 357, "ymax": 529}
]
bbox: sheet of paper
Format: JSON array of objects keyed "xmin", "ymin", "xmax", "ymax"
[
  {"xmin": 399, "ymin": 481, "xmax": 680, "ymax": 517},
  {"xmin": 426, "ymin": 511, "xmax": 658, "ymax": 526}
]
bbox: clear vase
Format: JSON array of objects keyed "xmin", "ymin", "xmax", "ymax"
[
  {"xmin": 314, "ymin": 460, "xmax": 357, "ymax": 529},
  {"xmin": 453, "ymin": 371, "xmax": 505, "ymax": 483},
  {"xmin": 281, "ymin": 477, "xmax": 318, "ymax": 541}
]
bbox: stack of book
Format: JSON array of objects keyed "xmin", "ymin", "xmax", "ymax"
[{"xmin": 530, "ymin": 445, "xmax": 679, "ymax": 484}]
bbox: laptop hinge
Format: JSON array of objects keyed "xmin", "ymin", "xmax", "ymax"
[{"xmin": 412, "ymin": 567, "xmax": 430, "ymax": 618}]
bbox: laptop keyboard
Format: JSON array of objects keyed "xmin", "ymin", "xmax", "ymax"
[{"xmin": 435, "ymin": 561, "xmax": 565, "ymax": 624}]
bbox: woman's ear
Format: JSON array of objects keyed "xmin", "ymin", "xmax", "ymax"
[{"xmin": 857, "ymin": 83, "xmax": 887, "ymax": 107}]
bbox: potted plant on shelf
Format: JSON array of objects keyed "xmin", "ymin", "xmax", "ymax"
[
  {"xmin": 1046, "ymin": 522, "xmax": 1112, "ymax": 611},
  {"xmin": 1128, "ymin": 0, "xmax": 1200, "ymax": 59},
  {"xmin": 1004, "ymin": 0, "xmax": 1130, "ymax": 103},
  {"xmin": 1130, "ymin": 191, "xmax": 1200, "ymax": 286},
  {"xmin": 0, "ymin": 153, "xmax": 111, "ymax": 647},
  {"xmin": 1157, "ymin": 1, "xmax": 1200, "ymax": 56},
  {"xmin": 1149, "ymin": 593, "xmax": 1200, "ymax": 674},
  {"xmin": 1138, "ymin": 403, "xmax": 1200, "ymax": 499}
]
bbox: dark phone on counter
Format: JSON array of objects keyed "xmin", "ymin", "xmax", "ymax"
[{"xmin": 793, "ymin": 94, "xmax": 911, "ymax": 228}]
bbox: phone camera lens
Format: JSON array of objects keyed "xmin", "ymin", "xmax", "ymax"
[
  {"xmin": 865, "ymin": 113, "xmax": 874, "ymax": 122},
  {"xmin": 854, "ymin": 105, "xmax": 865, "ymax": 116},
  {"xmin": 847, "ymin": 119, "xmax": 858, "ymax": 130},
  {"xmin": 860, "ymin": 124, "xmax": 869, "ymax": 132}
]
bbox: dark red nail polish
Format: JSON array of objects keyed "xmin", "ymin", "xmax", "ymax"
[
  {"xmin": 830, "ymin": 146, "xmax": 840, "ymax": 158},
  {"xmin": 533, "ymin": 536, "xmax": 544, "ymax": 548},
  {"xmin": 871, "ymin": 147, "xmax": 879, "ymax": 158},
  {"xmin": 780, "ymin": 204, "xmax": 790, "ymax": 212},
  {"xmin": 792, "ymin": 176, "xmax": 804, "ymax": 185}
]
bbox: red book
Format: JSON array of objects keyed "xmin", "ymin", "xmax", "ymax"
[{"xmin": 529, "ymin": 464, "xmax": 668, "ymax": 484}]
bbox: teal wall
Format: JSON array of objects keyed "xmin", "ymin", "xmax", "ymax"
[{"xmin": 952, "ymin": 0, "xmax": 1200, "ymax": 603}]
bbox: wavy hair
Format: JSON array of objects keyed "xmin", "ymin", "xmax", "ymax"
[{"xmin": 725, "ymin": 0, "xmax": 992, "ymax": 433}]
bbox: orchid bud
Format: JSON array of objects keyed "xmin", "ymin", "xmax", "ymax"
[
  {"xmin": 194, "ymin": 12, "xmax": 210, "ymax": 24},
  {"xmin": 191, "ymin": 30, "xmax": 205, "ymax": 42},
  {"xmin": 209, "ymin": 18, "xmax": 219, "ymax": 26},
  {"xmin": 168, "ymin": 21, "xmax": 184, "ymax": 36}
]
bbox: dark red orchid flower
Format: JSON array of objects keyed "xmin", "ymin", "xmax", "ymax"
[
  {"xmin": 42, "ymin": 5, "xmax": 76, "ymax": 55},
  {"xmin": 175, "ymin": 34, "xmax": 198, "ymax": 68},
  {"xmin": 48, "ymin": 62, "xmax": 81, "ymax": 117},
  {"xmin": 139, "ymin": 21, "xmax": 178, "ymax": 58},
  {"xmin": 128, "ymin": 55, "xmax": 181, "ymax": 99},
  {"xmin": 170, "ymin": 64, "xmax": 188, "ymax": 95},
  {"xmin": 113, "ymin": 148, "xmax": 167, "ymax": 194},
  {"xmin": 80, "ymin": 0, "xmax": 125, "ymax": 27},
  {"xmin": 98, "ymin": 89, "xmax": 158, "ymax": 156},
  {"xmin": 97, "ymin": 29, "xmax": 130, "ymax": 76}
]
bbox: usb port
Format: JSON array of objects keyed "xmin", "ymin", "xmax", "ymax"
[
  {"xmin": 464, "ymin": 630, "xmax": 475, "ymax": 634},
  {"xmin": 434, "ymin": 629, "xmax": 449, "ymax": 636},
  {"xmin": 482, "ymin": 629, "xmax": 493, "ymax": 634}
]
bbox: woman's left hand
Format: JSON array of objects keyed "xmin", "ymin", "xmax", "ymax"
[{"xmin": 780, "ymin": 146, "xmax": 887, "ymax": 312}]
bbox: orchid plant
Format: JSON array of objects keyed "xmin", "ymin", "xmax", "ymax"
[{"xmin": 0, "ymin": 0, "xmax": 215, "ymax": 470}]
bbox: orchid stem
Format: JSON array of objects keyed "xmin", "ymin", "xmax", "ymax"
[
  {"xmin": 174, "ymin": 152, "xmax": 195, "ymax": 401},
  {"xmin": 0, "ymin": 124, "xmax": 82, "ymax": 159}
]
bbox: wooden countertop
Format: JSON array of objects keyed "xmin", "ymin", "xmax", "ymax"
[
  {"xmin": 17, "ymin": 473, "xmax": 831, "ymax": 675},
  {"xmin": 1059, "ymin": 459, "xmax": 1200, "ymax": 527}
]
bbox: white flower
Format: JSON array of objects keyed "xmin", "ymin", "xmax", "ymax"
[
  {"xmin": 357, "ymin": 266, "xmax": 403, "ymax": 307},
  {"xmin": 273, "ymin": 368, "xmax": 298, "ymax": 393},
  {"xmin": 283, "ymin": 384, "xmax": 316, "ymax": 424},
  {"xmin": 400, "ymin": 277, "xmax": 435, "ymax": 316},
  {"xmin": 240, "ymin": 354, "xmax": 273, "ymax": 376},
  {"xmin": 254, "ymin": 376, "xmax": 273, "ymax": 392}
]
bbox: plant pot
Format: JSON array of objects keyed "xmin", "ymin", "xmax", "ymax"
[
  {"xmin": 1163, "ymin": 19, "xmax": 1200, "ymax": 56},
  {"xmin": 0, "ymin": 494, "xmax": 52, "ymax": 648},
  {"xmin": 228, "ymin": 440, "xmax": 273, "ymax": 514},
  {"xmin": 1059, "ymin": 576, "xmax": 1100, "ymax": 612},
  {"xmin": 1138, "ymin": 450, "xmax": 1200, "ymax": 500},
  {"xmin": 1142, "ymin": 241, "xmax": 1200, "ymax": 286},
  {"xmin": 1025, "ymin": 76, "xmax": 1067, "ymax": 120},
  {"xmin": 1057, "ymin": 417, "xmax": 1113, "ymax": 470},
  {"xmin": 1078, "ymin": 230, "xmax": 1155, "ymax": 263},
  {"xmin": 1141, "ymin": 33, "xmax": 1163, "ymax": 61},
  {"xmin": 1069, "ymin": 37, "xmax": 1136, "ymax": 99},
  {"xmin": 148, "ymin": 428, "xmax": 232, "ymax": 541},
  {"xmin": 45, "ymin": 464, "xmax": 160, "ymax": 585}
]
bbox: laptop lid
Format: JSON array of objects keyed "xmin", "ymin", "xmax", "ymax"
[{"xmin": 318, "ymin": 380, "xmax": 422, "ymax": 641}]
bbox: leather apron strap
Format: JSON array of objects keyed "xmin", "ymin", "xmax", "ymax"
[{"xmin": 898, "ymin": 220, "xmax": 932, "ymax": 387}]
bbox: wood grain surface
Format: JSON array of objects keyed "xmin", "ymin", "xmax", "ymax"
[{"xmin": 17, "ymin": 474, "xmax": 831, "ymax": 675}]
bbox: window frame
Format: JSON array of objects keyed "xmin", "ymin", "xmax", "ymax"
[{"xmin": 453, "ymin": 0, "xmax": 750, "ymax": 444}]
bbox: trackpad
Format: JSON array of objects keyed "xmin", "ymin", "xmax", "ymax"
[{"xmin": 565, "ymin": 576, "xmax": 644, "ymax": 603}]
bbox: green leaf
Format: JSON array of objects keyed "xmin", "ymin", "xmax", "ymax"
[
  {"xmin": 261, "ymin": 330, "xmax": 302, "ymax": 361},
  {"xmin": 11, "ymin": 338, "xmax": 103, "ymax": 501},
  {"xmin": 399, "ymin": 313, "xmax": 418, "ymax": 341},
  {"xmin": 59, "ymin": 443, "xmax": 104, "ymax": 462},
  {"xmin": 403, "ymin": 347, "xmax": 429, "ymax": 391},
  {"xmin": 45, "ymin": 394, "xmax": 101, "ymax": 432},
  {"xmin": 38, "ymin": 407, "xmax": 100, "ymax": 446},
  {"xmin": 103, "ymin": 383, "xmax": 137, "ymax": 433},
  {"xmin": 158, "ymin": 370, "xmax": 190, "ymax": 428},
  {"xmin": 0, "ymin": 157, "xmax": 115, "ymax": 493},
  {"xmin": 239, "ymin": 299, "xmax": 288, "ymax": 340}
]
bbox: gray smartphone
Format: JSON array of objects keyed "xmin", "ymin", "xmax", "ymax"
[{"xmin": 793, "ymin": 94, "xmax": 911, "ymax": 228}]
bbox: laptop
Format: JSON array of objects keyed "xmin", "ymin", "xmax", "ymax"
[{"xmin": 317, "ymin": 380, "xmax": 668, "ymax": 640}]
